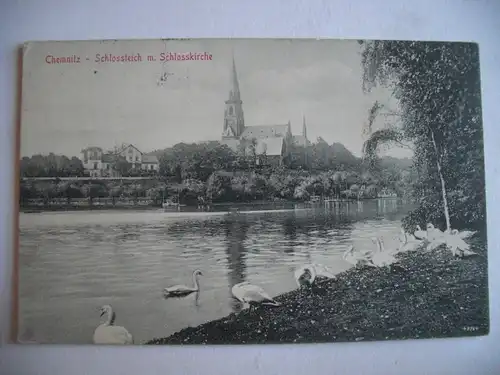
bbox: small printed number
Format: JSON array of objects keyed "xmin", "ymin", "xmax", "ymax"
[{"xmin": 462, "ymin": 326, "xmax": 479, "ymax": 332}]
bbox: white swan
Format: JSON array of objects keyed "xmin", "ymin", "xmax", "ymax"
[
  {"xmin": 414, "ymin": 225, "xmax": 427, "ymax": 240},
  {"xmin": 231, "ymin": 282, "xmax": 281, "ymax": 310},
  {"xmin": 163, "ymin": 269, "xmax": 203, "ymax": 298},
  {"xmin": 399, "ymin": 229, "xmax": 423, "ymax": 253},
  {"xmin": 369, "ymin": 237, "xmax": 406, "ymax": 271},
  {"xmin": 342, "ymin": 245, "xmax": 374, "ymax": 268},
  {"xmin": 451, "ymin": 229, "xmax": 477, "ymax": 240},
  {"xmin": 294, "ymin": 263, "xmax": 336, "ymax": 287},
  {"xmin": 93, "ymin": 305, "xmax": 133, "ymax": 345},
  {"xmin": 426, "ymin": 223, "xmax": 445, "ymax": 242},
  {"xmin": 445, "ymin": 231, "xmax": 477, "ymax": 257}
]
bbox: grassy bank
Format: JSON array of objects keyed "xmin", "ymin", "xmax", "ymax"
[{"xmin": 146, "ymin": 237, "xmax": 488, "ymax": 345}]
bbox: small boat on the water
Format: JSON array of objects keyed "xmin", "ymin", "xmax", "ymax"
[{"xmin": 162, "ymin": 200, "xmax": 179, "ymax": 208}]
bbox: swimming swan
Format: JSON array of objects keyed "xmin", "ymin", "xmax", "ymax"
[
  {"xmin": 163, "ymin": 269, "xmax": 203, "ymax": 298},
  {"xmin": 93, "ymin": 305, "xmax": 133, "ymax": 345}
]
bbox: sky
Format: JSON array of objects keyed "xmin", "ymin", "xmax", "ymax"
[{"xmin": 20, "ymin": 38, "xmax": 411, "ymax": 159}]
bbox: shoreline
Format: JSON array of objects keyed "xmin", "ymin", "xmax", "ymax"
[
  {"xmin": 19, "ymin": 197, "xmax": 408, "ymax": 213},
  {"xmin": 146, "ymin": 241, "xmax": 489, "ymax": 345},
  {"xmin": 19, "ymin": 205, "xmax": 164, "ymax": 213}
]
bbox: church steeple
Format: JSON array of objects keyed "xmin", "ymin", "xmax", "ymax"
[
  {"xmin": 223, "ymin": 55, "xmax": 245, "ymax": 139},
  {"xmin": 302, "ymin": 115, "xmax": 308, "ymax": 140},
  {"xmin": 230, "ymin": 55, "xmax": 240, "ymax": 101},
  {"xmin": 303, "ymin": 114, "xmax": 309, "ymax": 168}
]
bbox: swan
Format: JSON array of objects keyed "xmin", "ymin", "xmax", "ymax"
[
  {"xmin": 231, "ymin": 282, "xmax": 281, "ymax": 311},
  {"xmin": 445, "ymin": 231, "xmax": 477, "ymax": 258},
  {"xmin": 426, "ymin": 223, "xmax": 445, "ymax": 242},
  {"xmin": 451, "ymin": 229, "xmax": 477, "ymax": 240},
  {"xmin": 414, "ymin": 225, "xmax": 427, "ymax": 240},
  {"xmin": 342, "ymin": 245, "xmax": 374, "ymax": 268},
  {"xmin": 369, "ymin": 237, "xmax": 406, "ymax": 271},
  {"xmin": 163, "ymin": 269, "xmax": 203, "ymax": 298},
  {"xmin": 294, "ymin": 265, "xmax": 317, "ymax": 288},
  {"xmin": 423, "ymin": 223, "xmax": 453, "ymax": 251},
  {"xmin": 399, "ymin": 229, "xmax": 423, "ymax": 253},
  {"xmin": 93, "ymin": 305, "xmax": 133, "ymax": 345},
  {"xmin": 294, "ymin": 263, "xmax": 336, "ymax": 288}
]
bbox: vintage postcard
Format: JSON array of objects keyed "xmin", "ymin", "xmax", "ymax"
[{"xmin": 15, "ymin": 38, "xmax": 489, "ymax": 345}]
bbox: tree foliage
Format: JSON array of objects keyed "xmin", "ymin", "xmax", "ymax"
[
  {"xmin": 20, "ymin": 154, "xmax": 84, "ymax": 177},
  {"xmin": 360, "ymin": 40, "xmax": 485, "ymax": 231}
]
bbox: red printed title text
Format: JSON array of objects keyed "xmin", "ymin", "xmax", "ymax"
[{"xmin": 45, "ymin": 52, "xmax": 213, "ymax": 64}]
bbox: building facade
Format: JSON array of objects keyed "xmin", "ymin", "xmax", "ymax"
[
  {"xmin": 220, "ymin": 58, "xmax": 309, "ymax": 167},
  {"xmin": 80, "ymin": 143, "xmax": 159, "ymax": 177}
]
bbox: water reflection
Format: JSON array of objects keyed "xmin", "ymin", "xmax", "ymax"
[
  {"xmin": 224, "ymin": 218, "xmax": 249, "ymax": 312},
  {"xmin": 18, "ymin": 200, "xmax": 416, "ymax": 344},
  {"xmin": 283, "ymin": 216, "xmax": 297, "ymax": 255}
]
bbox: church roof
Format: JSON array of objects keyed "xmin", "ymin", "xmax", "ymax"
[
  {"xmin": 255, "ymin": 137, "xmax": 284, "ymax": 156},
  {"xmin": 241, "ymin": 124, "xmax": 289, "ymax": 139}
]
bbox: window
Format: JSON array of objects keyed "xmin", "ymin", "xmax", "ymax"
[
  {"xmin": 136, "ymin": 156, "xmax": 139, "ymax": 161},
  {"xmin": 150, "ymin": 164, "xmax": 154, "ymax": 170},
  {"xmin": 106, "ymin": 164, "xmax": 110, "ymax": 170},
  {"xmin": 93, "ymin": 162, "xmax": 98, "ymax": 170},
  {"xmin": 128, "ymin": 148, "xmax": 133, "ymax": 154},
  {"xmin": 228, "ymin": 106, "xmax": 233, "ymax": 115}
]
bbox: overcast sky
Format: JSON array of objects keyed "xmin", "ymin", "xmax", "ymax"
[{"xmin": 20, "ymin": 38, "xmax": 411, "ymax": 159}]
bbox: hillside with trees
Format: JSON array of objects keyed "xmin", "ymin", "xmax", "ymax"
[{"xmin": 19, "ymin": 137, "xmax": 415, "ymax": 208}]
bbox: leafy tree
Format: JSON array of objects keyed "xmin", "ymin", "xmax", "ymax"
[
  {"xmin": 81, "ymin": 183, "xmax": 108, "ymax": 205},
  {"xmin": 108, "ymin": 186, "xmax": 123, "ymax": 205},
  {"xmin": 360, "ymin": 40, "xmax": 484, "ymax": 231},
  {"xmin": 20, "ymin": 154, "xmax": 85, "ymax": 177},
  {"xmin": 111, "ymin": 156, "xmax": 131, "ymax": 176}
]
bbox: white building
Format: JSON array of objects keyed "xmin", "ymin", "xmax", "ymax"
[{"xmin": 80, "ymin": 144, "xmax": 160, "ymax": 177}]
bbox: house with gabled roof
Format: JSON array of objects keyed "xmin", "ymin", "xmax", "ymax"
[
  {"xmin": 220, "ymin": 57, "xmax": 309, "ymax": 167},
  {"xmin": 80, "ymin": 143, "xmax": 159, "ymax": 177}
]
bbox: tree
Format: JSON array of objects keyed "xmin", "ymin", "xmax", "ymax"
[
  {"xmin": 108, "ymin": 186, "xmax": 123, "ymax": 205},
  {"xmin": 360, "ymin": 40, "xmax": 484, "ymax": 231},
  {"xmin": 111, "ymin": 156, "xmax": 131, "ymax": 177},
  {"xmin": 81, "ymin": 183, "xmax": 108, "ymax": 205}
]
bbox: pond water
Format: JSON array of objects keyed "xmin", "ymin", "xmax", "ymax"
[{"xmin": 19, "ymin": 199, "xmax": 415, "ymax": 344}]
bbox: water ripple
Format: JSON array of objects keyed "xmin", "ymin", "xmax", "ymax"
[{"xmin": 19, "ymin": 200, "xmax": 412, "ymax": 344}]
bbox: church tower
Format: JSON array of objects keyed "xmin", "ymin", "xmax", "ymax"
[
  {"xmin": 222, "ymin": 56, "xmax": 245, "ymax": 139},
  {"xmin": 302, "ymin": 115, "xmax": 308, "ymax": 142}
]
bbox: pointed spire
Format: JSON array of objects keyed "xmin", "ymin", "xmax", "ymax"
[
  {"xmin": 230, "ymin": 53, "xmax": 240, "ymax": 100},
  {"xmin": 302, "ymin": 115, "xmax": 307, "ymax": 139}
]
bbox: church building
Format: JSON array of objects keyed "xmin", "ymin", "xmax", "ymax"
[{"xmin": 220, "ymin": 58, "xmax": 309, "ymax": 167}]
